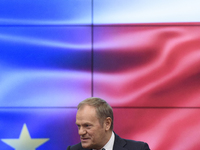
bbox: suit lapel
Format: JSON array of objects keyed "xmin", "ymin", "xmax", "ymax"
[{"xmin": 113, "ymin": 133, "xmax": 127, "ymax": 150}]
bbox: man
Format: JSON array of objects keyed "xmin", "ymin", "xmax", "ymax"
[{"xmin": 67, "ymin": 97, "xmax": 150, "ymax": 150}]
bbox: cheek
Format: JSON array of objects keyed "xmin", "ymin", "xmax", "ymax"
[
  {"xmin": 89, "ymin": 130, "xmax": 102, "ymax": 140},
  {"xmin": 87, "ymin": 129, "xmax": 95, "ymax": 137},
  {"xmin": 87, "ymin": 129, "xmax": 99, "ymax": 141}
]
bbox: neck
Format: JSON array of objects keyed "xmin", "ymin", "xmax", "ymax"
[{"xmin": 99, "ymin": 130, "xmax": 112, "ymax": 149}]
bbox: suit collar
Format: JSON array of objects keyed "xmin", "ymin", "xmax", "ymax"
[{"xmin": 113, "ymin": 133, "xmax": 127, "ymax": 150}]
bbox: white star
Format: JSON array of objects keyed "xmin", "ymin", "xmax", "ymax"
[{"xmin": 1, "ymin": 124, "xmax": 49, "ymax": 150}]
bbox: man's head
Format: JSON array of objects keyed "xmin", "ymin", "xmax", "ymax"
[{"xmin": 76, "ymin": 97, "xmax": 113, "ymax": 149}]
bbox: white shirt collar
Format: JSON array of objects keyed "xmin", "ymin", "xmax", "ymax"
[{"xmin": 102, "ymin": 131, "xmax": 115, "ymax": 150}]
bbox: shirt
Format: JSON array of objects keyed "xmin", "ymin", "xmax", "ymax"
[
  {"xmin": 93, "ymin": 132, "xmax": 115, "ymax": 150},
  {"xmin": 102, "ymin": 131, "xmax": 115, "ymax": 150}
]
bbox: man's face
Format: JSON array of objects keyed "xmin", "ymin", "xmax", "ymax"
[{"xmin": 76, "ymin": 105, "xmax": 107, "ymax": 149}]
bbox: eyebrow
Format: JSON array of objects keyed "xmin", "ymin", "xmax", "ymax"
[{"xmin": 76, "ymin": 122, "xmax": 92, "ymax": 125}]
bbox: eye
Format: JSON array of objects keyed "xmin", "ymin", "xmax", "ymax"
[{"xmin": 84, "ymin": 124, "xmax": 91, "ymax": 128}]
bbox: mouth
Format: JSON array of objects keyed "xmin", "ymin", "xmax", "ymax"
[{"xmin": 81, "ymin": 138, "xmax": 90, "ymax": 142}]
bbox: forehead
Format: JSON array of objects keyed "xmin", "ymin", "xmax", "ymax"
[{"xmin": 76, "ymin": 105, "xmax": 99, "ymax": 123}]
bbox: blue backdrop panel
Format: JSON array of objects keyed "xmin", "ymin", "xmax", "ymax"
[
  {"xmin": 0, "ymin": 26, "xmax": 92, "ymax": 107},
  {"xmin": 0, "ymin": 0, "xmax": 92, "ymax": 25},
  {"xmin": 0, "ymin": 108, "xmax": 79, "ymax": 150}
]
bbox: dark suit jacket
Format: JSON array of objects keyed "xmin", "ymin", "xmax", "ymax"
[{"xmin": 67, "ymin": 133, "xmax": 150, "ymax": 150}]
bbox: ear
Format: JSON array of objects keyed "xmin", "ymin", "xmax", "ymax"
[{"xmin": 104, "ymin": 117, "xmax": 112, "ymax": 131}]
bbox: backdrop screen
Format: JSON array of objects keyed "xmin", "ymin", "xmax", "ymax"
[{"xmin": 1, "ymin": 0, "xmax": 200, "ymax": 150}]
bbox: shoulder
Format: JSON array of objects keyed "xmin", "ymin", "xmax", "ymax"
[
  {"xmin": 114, "ymin": 133, "xmax": 150, "ymax": 150},
  {"xmin": 124, "ymin": 139, "xmax": 150, "ymax": 150},
  {"xmin": 67, "ymin": 143, "xmax": 90, "ymax": 150},
  {"xmin": 67, "ymin": 143, "xmax": 82, "ymax": 150}
]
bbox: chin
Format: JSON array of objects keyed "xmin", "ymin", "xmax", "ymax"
[{"xmin": 81, "ymin": 143, "xmax": 91, "ymax": 149}]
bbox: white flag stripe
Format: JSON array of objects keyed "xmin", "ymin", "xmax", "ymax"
[{"xmin": 94, "ymin": 0, "xmax": 200, "ymax": 24}]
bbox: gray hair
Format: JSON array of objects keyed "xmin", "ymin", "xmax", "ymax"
[{"xmin": 78, "ymin": 97, "xmax": 113, "ymax": 130}]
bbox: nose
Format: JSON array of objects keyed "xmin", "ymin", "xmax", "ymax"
[{"xmin": 78, "ymin": 127, "xmax": 86, "ymax": 136}]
